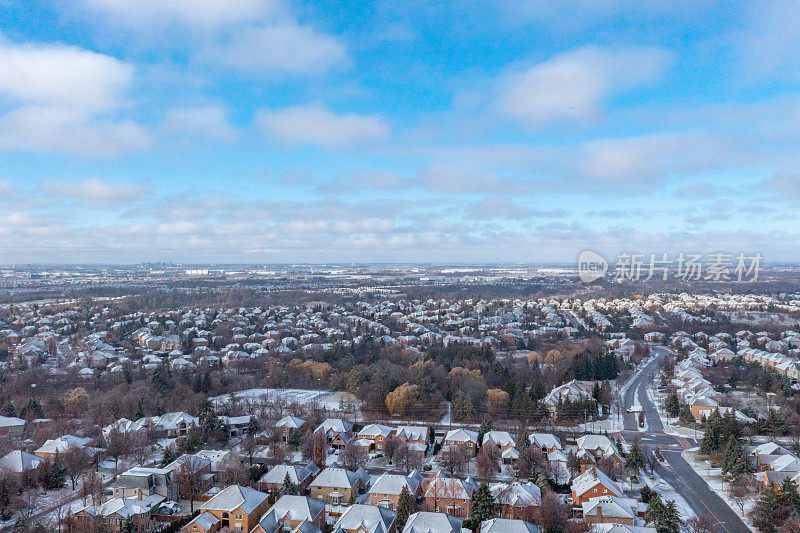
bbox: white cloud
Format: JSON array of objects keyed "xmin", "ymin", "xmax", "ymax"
[
  {"xmin": 497, "ymin": 46, "xmax": 671, "ymax": 127},
  {"xmin": 161, "ymin": 106, "xmax": 239, "ymax": 144},
  {"xmin": 79, "ymin": 0, "xmax": 347, "ymax": 76},
  {"xmin": 256, "ymin": 103, "xmax": 389, "ymax": 148},
  {"xmin": 0, "ymin": 36, "xmax": 149, "ymax": 155},
  {"xmin": 83, "ymin": 0, "xmax": 275, "ymax": 30},
  {"xmin": 0, "ymin": 106, "xmax": 150, "ymax": 156},
  {"xmin": 738, "ymin": 1, "xmax": 800, "ymax": 82},
  {"xmin": 42, "ymin": 178, "xmax": 145, "ymax": 208},
  {"xmin": 198, "ymin": 24, "xmax": 347, "ymax": 75},
  {"xmin": 0, "ymin": 36, "xmax": 133, "ymax": 112}
]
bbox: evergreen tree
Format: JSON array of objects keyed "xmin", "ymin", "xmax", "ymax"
[
  {"xmin": 721, "ymin": 435, "xmax": 751, "ymax": 478},
  {"xmin": 751, "ymin": 482, "xmax": 796, "ymax": 533},
  {"xmin": 477, "ymin": 421, "xmax": 492, "ymax": 448},
  {"xmin": 0, "ymin": 477, "xmax": 11, "ymax": 520},
  {"xmin": 160, "ymin": 447, "xmax": 178, "ymax": 467},
  {"xmin": 122, "ymin": 517, "xmax": 136, "ymax": 533},
  {"xmin": 664, "ymin": 393, "xmax": 680, "ymax": 417},
  {"xmin": 465, "ymin": 483, "xmax": 496, "ymax": 530},
  {"xmin": 627, "ymin": 438, "xmax": 646, "ymax": 474},
  {"xmin": 644, "ymin": 494, "xmax": 681, "ymax": 533},
  {"xmin": 246, "ymin": 416, "xmax": 259, "ymax": 437},
  {"xmin": 287, "ymin": 429, "xmax": 301, "ymax": 450},
  {"xmin": 396, "ymin": 485, "xmax": 416, "ymax": 530},
  {"xmin": 281, "ymin": 472, "xmax": 298, "ymax": 495}
]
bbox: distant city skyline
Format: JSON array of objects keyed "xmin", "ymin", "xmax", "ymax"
[{"xmin": 1, "ymin": 1, "xmax": 799, "ymax": 263}]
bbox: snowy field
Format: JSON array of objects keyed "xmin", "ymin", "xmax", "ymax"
[{"xmin": 211, "ymin": 388, "xmax": 358, "ymax": 411}]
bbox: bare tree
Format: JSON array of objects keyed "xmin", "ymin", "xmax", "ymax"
[
  {"xmin": 300, "ymin": 432, "xmax": 315, "ymax": 462},
  {"xmin": 515, "ymin": 446, "xmax": 545, "ymax": 481},
  {"xmin": 440, "ymin": 445, "xmax": 468, "ymax": 478},
  {"xmin": 105, "ymin": 429, "xmax": 133, "ymax": 471},
  {"xmin": 684, "ymin": 514, "xmax": 716, "ymax": 533},
  {"xmin": 240, "ymin": 436, "xmax": 259, "ymax": 467},
  {"xmin": 340, "ymin": 441, "xmax": 368, "ymax": 471},
  {"xmin": 405, "ymin": 449, "xmax": 425, "ymax": 473},
  {"xmin": 538, "ymin": 489, "xmax": 569, "ymax": 533},
  {"xmin": 51, "ymin": 495, "xmax": 71, "ymax": 533},
  {"xmin": 476, "ymin": 442, "xmax": 500, "ymax": 482},
  {"xmin": 63, "ymin": 446, "xmax": 90, "ymax": 490},
  {"xmin": 219, "ymin": 458, "xmax": 250, "ymax": 488},
  {"xmin": 312, "ymin": 431, "xmax": 328, "ymax": 469},
  {"xmin": 130, "ymin": 433, "xmax": 153, "ymax": 467},
  {"xmin": 176, "ymin": 456, "xmax": 207, "ymax": 513},
  {"xmin": 81, "ymin": 471, "xmax": 104, "ymax": 507},
  {"xmin": 384, "ymin": 434, "xmax": 402, "ymax": 464},
  {"xmin": 16, "ymin": 489, "xmax": 40, "ymax": 529},
  {"xmin": 393, "ymin": 444, "xmax": 409, "ymax": 473},
  {"xmin": 267, "ymin": 441, "xmax": 287, "ymax": 467},
  {"xmin": 729, "ymin": 474, "xmax": 755, "ymax": 515}
]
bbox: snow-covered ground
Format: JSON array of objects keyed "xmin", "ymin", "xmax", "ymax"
[
  {"xmin": 681, "ymin": 448, "xmax": 756, "ymax": 532},
  {"xmin": 211, "ymin": 388, "xmax": 358, "ymax": 411},
  {"xmin": 577, "ymin": 415, "xmax": 624, "ymax": 433},
  {"xmin": 645, "ymin": 469, "xmax": 696, "ymax": 521},
  {"xmin": 648, "ymin": 386, "xmax": 705, "ymax": 438}
]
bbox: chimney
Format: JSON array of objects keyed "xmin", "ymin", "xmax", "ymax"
[{"xmin": 137, "ymin": 489, "xmax": 142, "ymax": 500}]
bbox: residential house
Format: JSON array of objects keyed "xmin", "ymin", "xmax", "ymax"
[
  {"xmin": 424, "ymin": 475, "xmax": 478, "ymax": 518},
  {"xmin": 489, "ymin": 482, "xmax": 541, "ymax": 522},
  {"xmin": 529, "ymin": 433, "xmax": 561, "ymax": 454},
  {"xmin": 183, "ymin": 485, "xmax": 270, "ymax": 533},
  {"xmin": 394, "ymin": 426, "xmax": 430, "ymax": 453},
  {"xmin": 251, "ymin": 495, "xmax": 326, "ymax": 533},
  {"xmin": 443, "ymin": 429, "xmax": 479, "ymax": 455},
  {"xmin": 112, "ymin": 466, "xmax": 176, "ymax": 500},
  {"xmin": 402, "ymin": 512, "xmax": 462, "ymax": 533},
  {"xmin": 0, "ymin": 415, "xmax": 25, "ymax": 437},
  {"xmin": 71, "ymin": 494, "xmax": 163, "ymax": 533},
  {"xmin": 276, "ymin": 415, "xmax": 306, "ymax": 442},
  {"xmin": 333, "ymin": 503, "xmax": 397, "ymax": 533},
  {"xmin": 369, "ymin": 471, "xmax": 423, "ymax": 510},
  {"xmin": 0, "ymin": 450, "xmax": 44, "ymax": 473},
  {"xmin": 258, "ymin": 463, "xmax": 319, "ymax": 494},
  {"xmin": 34, "ymin": 434, "xmax": 93, "ymax": 461},
  {"xmin": 576, "ymin": 435, "xmax": 623, "ymax": 469},
  {"xmin": 571, "ymin": 467, "xmax": 623, "ymax": 506},
  {"xmin": 309, "ymin": 467, "xmax": 370, "ymax": 507},
  {"xmin": 316, "ymin": 419, "xmax": 355, "ymax": 450},
  {"xmin": 482, "ymin": 431, "xmax": 516, "ymax": 452},
  {"xmin": 543, "ymin": 380, "xmax": 594, "ymax": 417},
  {"xmin": 581, "ymin": 495, "xmax": 644, "ymax": 525},
  {"xmin": 358, "ymin": 424, "xmax": 394, "ymax": 452},
  {"xmin": 480, "ymin": 518, "xmax": 540, "ymax": 533}
]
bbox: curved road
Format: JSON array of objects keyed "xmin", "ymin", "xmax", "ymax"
[{"xmin": 618, "ymin": 347, "xmax": 750, "ymax": 533}]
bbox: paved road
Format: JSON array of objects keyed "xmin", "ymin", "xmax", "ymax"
[{"xmin": 618, "ymin": 346, "xmax": 750, "ymax": 533}]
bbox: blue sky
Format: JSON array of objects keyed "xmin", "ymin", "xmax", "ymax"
[{"xmin": 1, "ymin": 0, "xmax": 799, "ymax": 264}]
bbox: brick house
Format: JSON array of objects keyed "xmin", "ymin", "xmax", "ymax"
[
  {"xmin": 368, "ymin": 471, "xmax": 423, "ymax": 510},
  {"xmin": 251, "ymin": 495, "xmax": 326, "ymax": 533},
  {"xmin": 309, "ymin": 467, "xmax": 370, "ymax": 506},
  {"xmin": 183, "ymin": 485, "xmax": 270, "ymax": 533},
  {"xmin": 489, "ymin": 481, "xmax": 541, "ymax": 522},
  {"xmin": 571, "ymin": 467, "xmax": 623, "ymax": 506},
  {"xmin": 423, "ymin": 475, "xmax": 478, "ymax": 518},
  {"xmin": 275, "ymin": 415, "xmax": 306, "ymax": 442},
  {"xmin": 258, "ymin": 463, "xmax": 319, "ymax": 494}
]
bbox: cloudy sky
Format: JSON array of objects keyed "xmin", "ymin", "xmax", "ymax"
[{"xmin": 1, "ymin": 0, "xmax": 799, "ymax": 264}]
